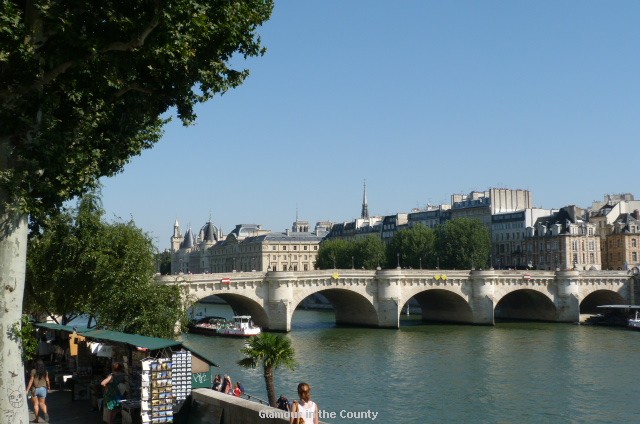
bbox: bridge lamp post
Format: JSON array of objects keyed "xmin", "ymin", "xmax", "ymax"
[
  {"xmin": 351, "ymin": 256, "xmax": 354, "ymax": 270},
  {"xmin": 419, "ymin": 257, "xmax": 422, "ymax": 270},
  {"xmin": 397, "ymin": 252, "xmax": 400, "ymax": 269}
]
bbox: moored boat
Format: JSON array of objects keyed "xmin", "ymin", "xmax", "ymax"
[
  {"xmin": 628, "ymin": 311, "xmax": 640, "ymax": 330},
  {"xmin": 216, "ymin": 316, "xmax": 261, "ymax": 337},
  {"xmin": 188, "ymin": 315, "xmax": 261, "ymax": 337}
]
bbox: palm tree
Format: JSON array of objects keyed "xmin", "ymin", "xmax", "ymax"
[{"xmin": 237, "ymin": 333, "xmax": 297, "ymax": 406}]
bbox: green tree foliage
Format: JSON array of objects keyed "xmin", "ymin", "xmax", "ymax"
[
  {"xmin": 435, "ymin": 218, "xmax": 491, "ymax": 269},
  {"xmin": 316, "ymin": 236, "xmax": 386, "ymax": 270},
  {"xmin": 353, "ymin": 235, "xmax": 386, "ymax": 269},
  {"xmin": 237, "ymin": 333, "xmax": 296, "ymax": 407},
  {"xmin": 316, "ymin": 238, "xmax": 353, "ymax": 269},
  {"xmin": 1, "ymin": 0, "xmax": 274, "ymax": 220},
  {"xmin": 26, "ymin": 192, "xmax": 185, "ymax": 338},
  {"xmin": 9, "ymin": 316, "xmax": 38, "ymax": 363},
  {"xmin": 157, "ymin": 251, "xmax": 172, "ymax": 275},
  {"xmin": 386, "ymin": 224, "xmax": 436, "ymax": 269}
]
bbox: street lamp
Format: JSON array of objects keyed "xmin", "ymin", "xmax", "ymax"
[
  {"xmin": 351, "ymin": 256, "xmax": 354, "ymax": 270},
  {"xmin": 419, "ymin": 257, "xmax": 422, "ymax": 270},
  {"xmin": 397, "ymin": 252, "xmax": 400, "ymax": 269}
]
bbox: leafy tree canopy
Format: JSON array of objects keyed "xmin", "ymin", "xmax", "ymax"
[
  {"xmin": 435, "ymin": 218, "xmax": 491, "ymax": 270},
  {"xmin": 386, "ymin": 223, "xmax": 436, "ymax": 269},
  {"xmin": 25, "ymin": 191, "xmax": 185, "ymax": 338},
  {"xmin": 0, "ymin": 0, "xmax": 273, "ymax": 221},
  {"xmin": 316, "ymin": 236, "xmax": 385, "ymax": 270}
]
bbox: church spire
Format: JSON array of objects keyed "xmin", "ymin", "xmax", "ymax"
[{"xmin": 361, "ymin": 180, "xmax": 369, "ymax": 219}]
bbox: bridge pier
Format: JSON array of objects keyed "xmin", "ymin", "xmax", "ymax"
[
  {"xmin": 469, "ymin": 270, "xmax": 496, "ymax": 325},
  {"xmin": 555, "ymin": 270, "xmax": 580, "ymax": 323},
  {"xmin": 376, "ymin": 270, "xmax": 402, "ymax": 328},
  {"xmin": 264, "ymin": 272, "xmax": 295, "ymax": 332}
]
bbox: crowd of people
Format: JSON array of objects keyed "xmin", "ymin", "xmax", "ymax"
[{"xmin": 211, "ymin": 374, "xmax": 245, "ymax": 397}]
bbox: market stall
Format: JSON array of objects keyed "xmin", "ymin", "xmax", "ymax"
[{"xmin": 34, "ymin": 323, "xmax": 218, "ymax": 424}]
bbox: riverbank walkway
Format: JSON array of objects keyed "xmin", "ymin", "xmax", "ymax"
[{"xmin": 28, "ymin": 388, "xmax": 103, "ymax": 423}]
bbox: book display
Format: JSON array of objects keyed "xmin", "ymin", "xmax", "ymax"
[
  {"xmin": 141, "ymin": 358, "xmax": 174, "ymax": 423},
  {"xmin": 171, "ymin": 350, "xmax": 192, "ymax": 403}
]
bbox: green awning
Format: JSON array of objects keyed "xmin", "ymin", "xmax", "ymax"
[
  {"xmin": 35, "ymin": 322, "xmax": 93, "ymax": 333},
  {"xmin": 77, "ymin": 329, "xmax": 181, "ymax": 351}
]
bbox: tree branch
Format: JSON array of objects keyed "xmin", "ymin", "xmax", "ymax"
[
  {"xmin": 114, "ymin": 83, "xmax": 154, "ymax": 98},
  {"xmin": 1, "ymin": 4, "xmax": 162, "ymax": 106}
]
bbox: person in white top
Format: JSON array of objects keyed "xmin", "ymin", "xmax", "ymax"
[{"xmin": 290, "ymin": 382, "xmax": 319, "ymax": 424}]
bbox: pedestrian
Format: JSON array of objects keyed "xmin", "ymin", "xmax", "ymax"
[
  {"xmin": 101, "ymin": 362, "xmax": 128, "ymax": 424},
  {"xmin": 25, "ymin": 359, "xmax": 51, "ymax": 423},
  {"xmin": 277, "ymin": 394, "xmax": 290, "ymax": 412},
  {"xmin": 290, "ymin": 382, "xmax": 319, "ymax": 424},
  {"xmin": 219, "ymin": 375, "xmax": 232, "ymax": 394},
  {"xmin": 212, "ymin": 374, "xmax": 222, "ymax": 391},
  {"xmin": 233, "ymin": 381, "xmax": 244, "ymax": 397}
]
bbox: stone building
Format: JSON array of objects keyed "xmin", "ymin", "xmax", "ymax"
[
  {"xmin": 601, "ymin": 210, "xmax": 640, "ymax": 270},
  {"xmin": 524, "ymin": 206, "xmax": 601, "ymax": 270},
  {"xmin": 450, "ymin": 188, "xmax": 533, "ymax": 229},
  {"xmin": 491, "ymin": 208, "xmax": 556, "ymax": 269},
  {"xmin": 170, "ymin": 218, "xmax": 328, "ymax": 274}
]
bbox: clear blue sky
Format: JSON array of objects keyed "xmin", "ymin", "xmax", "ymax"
[{"xmin": 99, "ymin": 1, "xmax": 640, "ymax": 250}]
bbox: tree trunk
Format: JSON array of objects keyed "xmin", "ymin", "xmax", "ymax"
[
  {"xmin": 0, "ymin": 192, "xmax": 29, "ymax": 423},
  {"xmin": 264, "ymin": 365, "xmax": 277, "ymax": 407}
]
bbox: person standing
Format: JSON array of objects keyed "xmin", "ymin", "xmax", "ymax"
[
  {"xmin": 211, "ymin": 374, "xmax": 222, "ymax": 391},
  {"xmin": 232, "ymin": 381, "xmax": 244, "ymax": 397},
  {"xmin": 277, "ymin": 394, "xmax": 291, "ymax": 412},
  {"xmin": 25, "ymin": 359, "xmax": 50, "ymax": 423},
  {"xmin": 101, "ymin": 362, "xmax": 127, "ymax": 424},
  {"xmin": 290, "ymin": 382, "xmax": 319, "ymax": 424}
]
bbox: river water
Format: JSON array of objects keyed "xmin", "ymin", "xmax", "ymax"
[{"xmin": 181, "ymin": 303, "xmax": 640, "ymax": 424}]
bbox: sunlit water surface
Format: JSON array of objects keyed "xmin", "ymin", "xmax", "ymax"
[{"xmin": 180, "ymin": 304, "xmax": 640, "ymax": 424}]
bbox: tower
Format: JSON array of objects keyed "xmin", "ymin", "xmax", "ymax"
[
  {"xmin": 171, "ymin": 218, "xmax": 183, "ymax": 252},
  {"xmin": 361, "ymin": 181, "xmax": 369, "ymax": 219}
]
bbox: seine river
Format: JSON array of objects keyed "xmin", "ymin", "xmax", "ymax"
[{"xmin": 182, "ymin": 303, "xmax": 640, "ymax": 424}]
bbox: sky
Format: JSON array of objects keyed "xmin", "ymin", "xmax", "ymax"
[{"xmin": 99, "ymin": 1, "xmax": 640, "ymax": 250}]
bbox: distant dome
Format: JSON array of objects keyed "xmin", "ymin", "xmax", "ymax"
[{"xmin": 200, "ymin": 221, "xmax": 219, "ymax": 243}]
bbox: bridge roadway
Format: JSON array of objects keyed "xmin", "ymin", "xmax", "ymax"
[{"xmin": 156, "ymin": 269, "xmax": 636, "ymax": 332}]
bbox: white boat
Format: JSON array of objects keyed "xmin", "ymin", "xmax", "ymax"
[
  {"xmin": 215, "ymin": 316, "xmax": 261, "ymax": 337},
  {"xmin": 628, "ymin": 311, "xmax": 640, "ymax": 330}
]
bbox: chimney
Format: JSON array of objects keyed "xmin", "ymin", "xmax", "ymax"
[{"xmin": 634, "ymin": 209, "xmax": 640, "ymax": 220}]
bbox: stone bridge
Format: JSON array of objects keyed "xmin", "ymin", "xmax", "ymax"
[{"xmin": 156, "ymin": 269, "xmax": 636, "ymax": 332}]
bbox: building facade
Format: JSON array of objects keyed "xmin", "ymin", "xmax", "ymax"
[
  {"xmin": 524, "ymin": 206, "xmax": 601, "ymax": 270},
  {"xmin": 170, "ymin": 219, "xmax": 327, "ymax": 274}
]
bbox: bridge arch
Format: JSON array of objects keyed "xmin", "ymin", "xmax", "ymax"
[
  {"xmin": 495, "ymin": 289, "xmax": 557, "ymax": 321},
  {"xmin": 580, "ymin": 289, "xmax": 626, "ymax": 314},
  {"xmin": 403, "ymin": 289, "xmax": 473, "ymax": 324},
  {"xmin": 291, "ymin": 288, "xmax": 378, "ymax": 327}
]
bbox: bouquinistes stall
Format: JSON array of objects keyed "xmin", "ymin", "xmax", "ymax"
[{"xmin": 35, "ymin": 323, "xmax": 217, "ymax": 423}]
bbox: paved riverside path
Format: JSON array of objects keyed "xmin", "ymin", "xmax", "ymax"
[{"xmin": 28, "ymin": 389, "xmax": 103, "ymax": 424}]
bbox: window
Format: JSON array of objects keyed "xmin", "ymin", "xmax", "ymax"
[
  {"xmin": 314, "ymin": 246, "xmax": 318, "ymax": 250},
  {"xmin": 589, "ymin": 241, "xmax": 595, "ymax": 251},
  {"xmin": 272, "ymin": 246, "xmax": 276, "ymax": 251},
  {"xmin": 304, "ymin": 264, "xmax": 308, "ymax": 271},
  {"xmin": 590, "ymin": 253, "xmax": 594, "ymax": 264},
  {"xmin": 632, "ymin": 239, "xmax": 637, "ymax": 248},
  {"xmin": 294, "ymin": 246, "xmax": 297, "ymax": 251},
  {"xmin": 632, "ymin": 252, "xmax": 637, "ymax": 262},
  {"xmin": 304, "ymin": 246, "xmax": 308, "ymax": 250}
]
